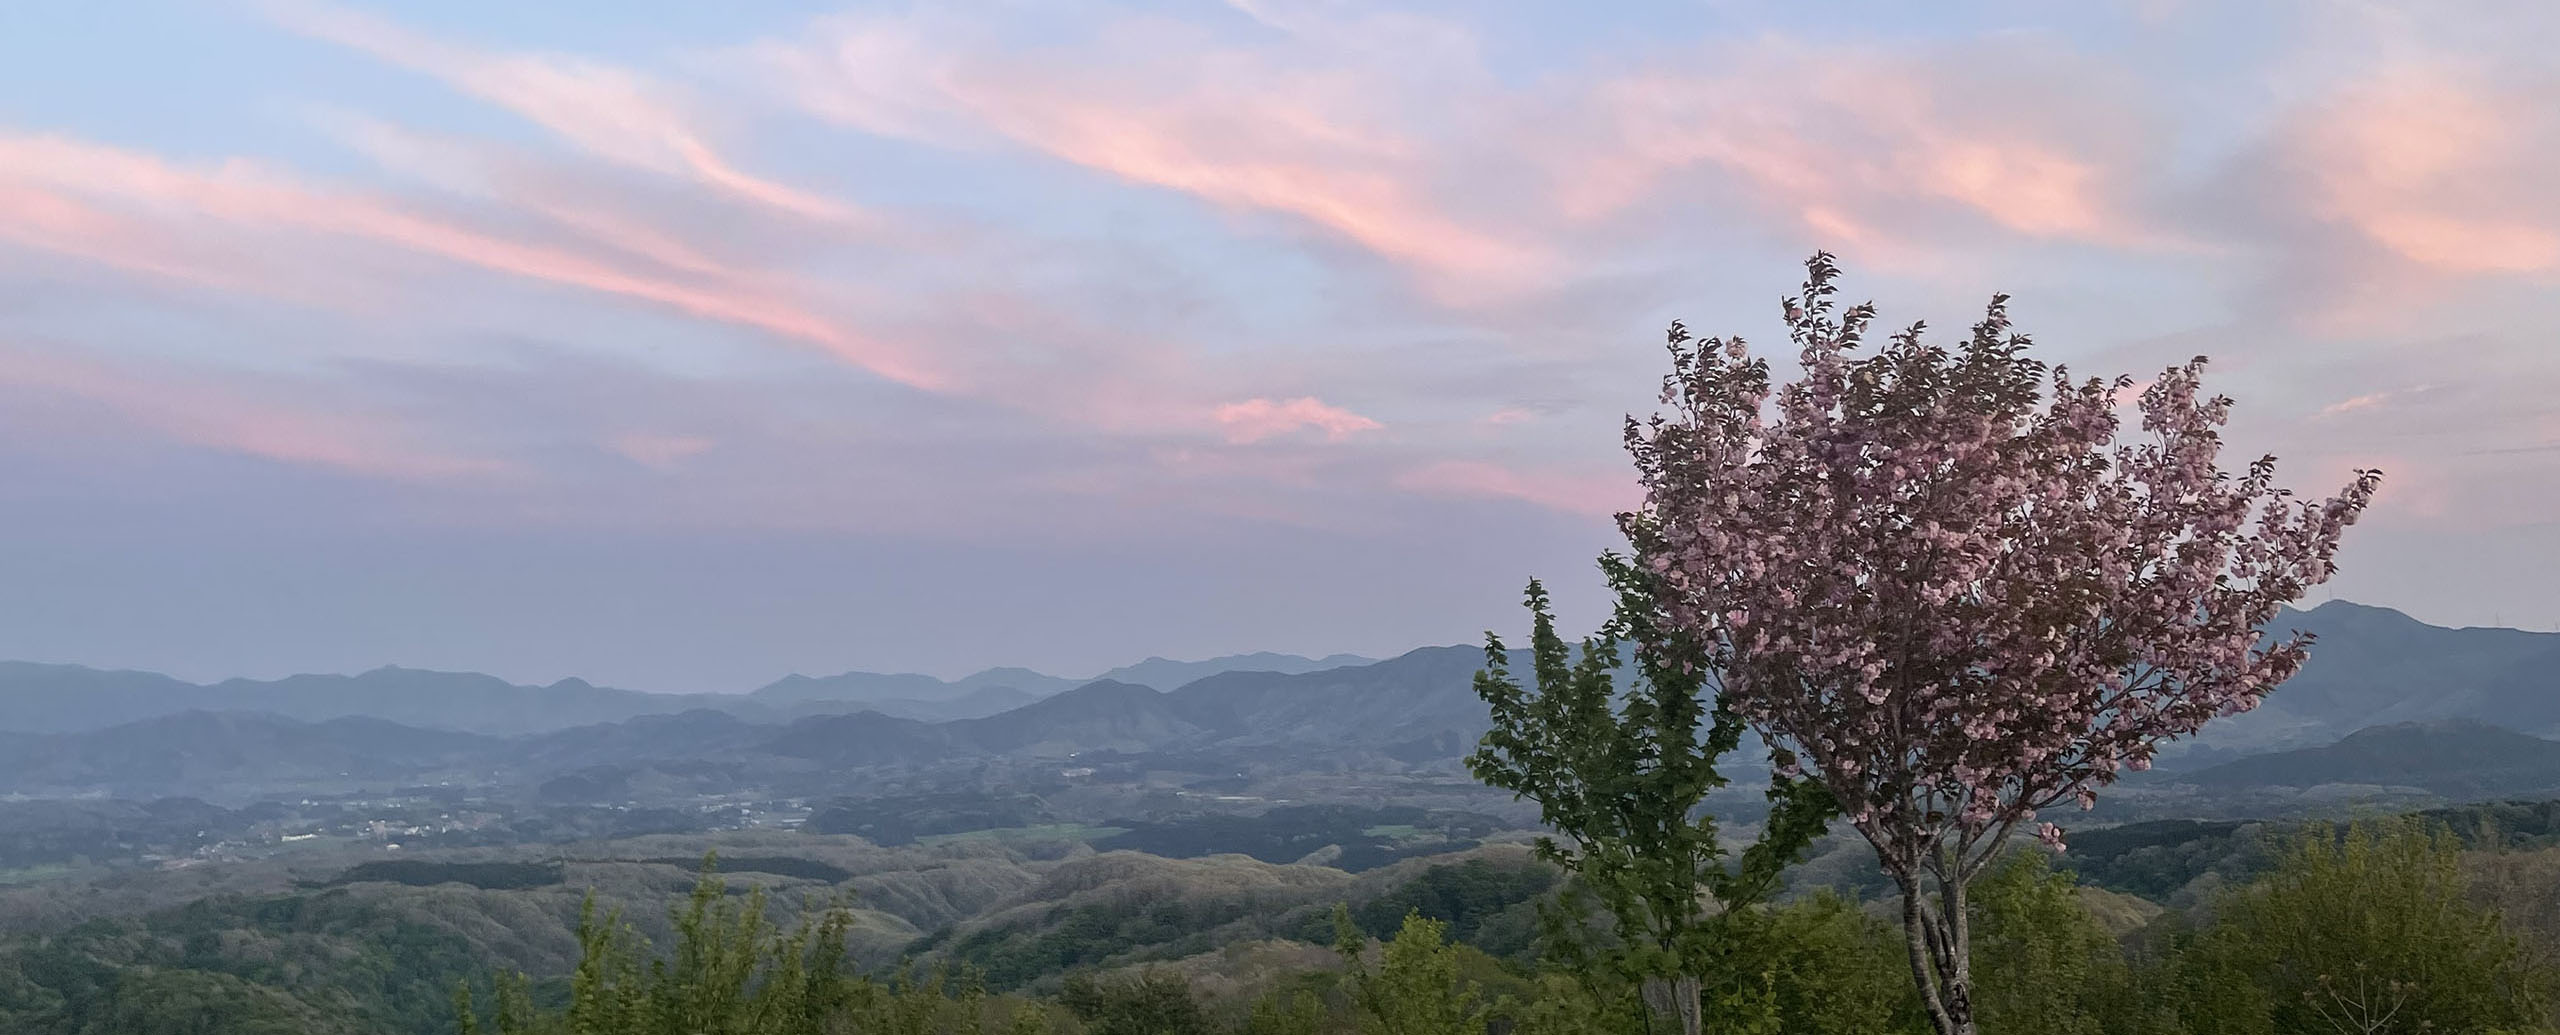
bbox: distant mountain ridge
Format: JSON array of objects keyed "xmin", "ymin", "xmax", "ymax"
[
  {"xmin": 2190, "ymin": 601, "xmax": 2560, "ymax": 754},
  {"xmin": 0, "ymin": 646, "xmax": 1493, "ymax": 798},
  {"xmin": 0, "ymin": 662, "xmax": 662, "ymax": 737},
  {"xmin": 1094, "ymin": 652, "xmax": 1377, "ymax": 692},
  {"xmin": 0, "ymin": 651, "xmax": 1382, "ymax": 737},
  {"xmin": 2183, "ymin": 719, "xmax": 2560, "ymax": 799},
  {"xmin": 4, "ymin": 602, "xmax": 2554, "ymax": 799}
]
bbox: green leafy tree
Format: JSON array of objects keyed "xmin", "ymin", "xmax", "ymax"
[
  {"xmin": 1469, "ymin": 573, "xmax": 1833, "ymax": 1035},
  {"xmin": 1749, "ymin": 893, "xmax": 1928, "ymax": 1035},
  {"xmin": 462, "ymin": 854, "xmax": 1009, "ymax": 1035},
  {"xmin": 1965, "ymin": 853, "xmax": 2135, "ymax": 1035},
  {"xmin": 1057, "ymin": 971, "xmax": 1213, "ymax": 1035},
  {"xmin": 1241, "ymin": 986, "xmax": 1328, "ymax": 1035},
  {"xmin": 2161, "ymin": 820, "xmax": 2553, "ymax": 1035},
  {"xmin": 1334, "ymin": 906, "xmax": 1489, "ymax": 1035},
  {"xmin": 1503, "ymin": 971, "xmax": 1652, "ymax": 1035}
]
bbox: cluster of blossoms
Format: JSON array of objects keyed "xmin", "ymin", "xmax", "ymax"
[{"xmin": 1622, "ymin": 255, "xmax": 2380, "ymax": 880}]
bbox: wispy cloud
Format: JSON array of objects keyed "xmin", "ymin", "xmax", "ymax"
[
  {"xmin": 263, "ymin": 0, "xmax": 860, "ymax": 224},
  {"xmin": 0, "ymin": 133, "xmax": 948, "ymax": 390},
  {"xmin": 1560, "ymin": 42, "xmax": 2170, "ymax": 258},
  {"xmin": 750, "ymin": 11, "xmax": 1550, "ymax": 295}
]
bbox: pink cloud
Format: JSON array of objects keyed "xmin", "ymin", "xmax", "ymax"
[
  {"xmin": 0, "ymin": 133, "xmax": 947, "ymax": 390},
  {"xmin": 1564, "ymin": 45, "xmax": 2166, "ymax": 256},
  {"xmin": 1213, "ymin": 396, "xmax": 1382, "ymax": 443},
  {"xmin": 265, "ymin": 0, "xmax": 858, "ymax": 224},
  {"xmin": 755, "ymin": 18, "xmax": 2179, "ymax": 301},
  {"xmin": 755, "ymin": 14, "xmax": 1549, "ymax": 294},
  {"xmin": 314, "ymin": 113, "xmax": 746, "ymax": 280},
  {"xmin": 2316, "ymin": 391, "xmax": 2392, "ymax": 419},
  {"xmin": 1395, "ymin": 459, "xmax": 1633, "ymax": 517},
  {"xmin": 0, "ymin": 182, "xmax": 294, "ymax": 300},
  {"xmin": 2279, "ymin": 69, "xmax": 2560, "ymax": 277}
]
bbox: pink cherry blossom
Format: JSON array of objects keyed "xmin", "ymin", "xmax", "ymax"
[{"xmin": 1620, "ymin": 255, "xmax": 2379, "ymax": 1035}]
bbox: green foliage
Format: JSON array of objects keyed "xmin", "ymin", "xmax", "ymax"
[
  {"xmin": 1058, "ymin": 970, "xmax": 1213, "ymax": 1035},
  {"xmin": 329, "ymin": 861, "xmax": 566, "ymax": 891},
  {"xmin": 1095, "ymin": 806, "xmax": 1500, "ymax": 872},
  {"xmin": 2156, "ymin": 819, "xmax": 2554, "ymax": 1035},
  {"xmin": 0, "ymin": 888, "xmax": 497, "ymax": 1035},
  {"xmin": 68, "ymin": 967, "xmax": 330, "ymax": 1035},
  {"xmin": 1334, "ymin": 906, "xmax": 1489, "ymax": 1035},
  {"xmin": 1500, "ymin": 971, "xmax": 1650, "ymax": 1035},
  {"xmin": 1744, "ymin": 893, "xmax": 1929, "ymax": 1035},
  {"xmin": 1240, "ymin": 987, "xmax": 1327, "ymax": 1035},
  {"xmin": 1469, "ymin": 572, "xmax": 1833, "ymax": 1030},
  {"xmin": 23, "ymin": 809, "xmax": 2560, "ymax": 1035},
  {"xmin": 1348, "ymin": 858, "xmax": 1555, "ymax": 950},
  {"xmin": 637, "ymin": 857, "xmax": 854, "ymax": 883},
  {"xmin": 937, "ymin": 895, "xmax": 1265, "ymax": 990},
  {"xmin": 2052, "ymin": 820, "xmax": 2264, "ymax": 901},
  {"xmin": 466, "ymin": 854, "xmax": 1014, "ymax": 1035},
  {"xmin": 1965, "ymin": 854, "xmax": 2135, "ymax": 1035}
]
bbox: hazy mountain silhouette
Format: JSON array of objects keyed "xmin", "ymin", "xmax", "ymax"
[
  {"xmin": 0, "ymin": 663, "xmax": 686, "ymax": 736},
  {"xmin": 2193, "ymin": 601, "xmax": 2560, "ymax": 752},
  {"xmin": 5, "ymin": 603, "xmax": 2553, "ymax": 798},
  {"xmin": 0, "ymin": 651, "xmax": 1377, "ymax": 737},
  {"xmin": 2184, "ymin": 719, "xmax": 2560, "ymax": 799},
  {"xmin": 1095, "ymin": 652, "xmax": 1377, "ymax": 692}
]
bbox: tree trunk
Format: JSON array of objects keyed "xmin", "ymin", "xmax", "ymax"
[
  {"xmin": 1898, "ymin": 881, "xmax": 1976, "ymax": 1035},
  {"xmin": 1937, "ymin": 874, "xmax": 1975, "ymax": 1035},
  {"xmin": 1640, "ymin": 975, "xmax": 1704, "ymax": 1035}
]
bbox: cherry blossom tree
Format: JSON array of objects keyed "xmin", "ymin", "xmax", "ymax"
[{"xmin": 1620, "ymin": 254, "xmax": 2382, "ymax": 1035}]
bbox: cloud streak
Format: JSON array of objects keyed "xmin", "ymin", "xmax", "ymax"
[
  {"xmin": 0, "ymin": 133, "xmax": 948, "ymax": 389},
  {"xmin": 264, "ymin": 0, "xmax": 860, "ymax": 224}
]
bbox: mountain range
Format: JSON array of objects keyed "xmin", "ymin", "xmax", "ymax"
[
  {"xmin": 0, "ymin": 650, "xmax": 1377, "ymax": 737},
  {"xmin": 0, "ymin": 646, "xmax": 1487, "ymax": 799},
  {"xmin": 2, "ymin": 601, "xmax": 2555, "ymax": 801},
  {"xmin": 2192, "ymin": 601, "xmax": 2560, "ymax": 753},
  {"xmin": 2181, "ymin": 719, "xmax": 2560, "ymax": 799}
]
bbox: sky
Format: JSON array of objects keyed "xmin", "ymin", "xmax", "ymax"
[{"xmin": 0, "ymin": 0, "xmax": 2554, "ymax": 691}]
